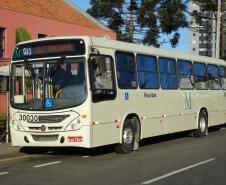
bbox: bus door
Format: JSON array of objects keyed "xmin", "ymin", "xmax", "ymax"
[{"xmin": 89, "ymin": 54, "xmax": 118, "ymax": 147}]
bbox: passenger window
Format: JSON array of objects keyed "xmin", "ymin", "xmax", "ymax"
[
  {"xmin": 159, "ymin": 57, "xmax": 177, "ymax": 89},
  {"xmin": 193, "ymin": 62, "xmax": 208, "ymax": 90},
  {"xmin": 137, "ymin": 54, "xmax": 159, "ymax": 89},
  {"xmin": 219, "ymin": 66, "xmax": 226, "ymax": 89},
  {"xmin": 89, "ymin": 55, "xmax": 116, "ymax": 102},
  {"xmin": 177, "ymin": 60, "xmax": 193, "ymax": 89},
  {"xmin": 115, "ymin": 51, "xmax": 137, "ymax": 89},
  {"xmin": 207, "ymin": 64, "xmax": 220, "ymax": 90}
]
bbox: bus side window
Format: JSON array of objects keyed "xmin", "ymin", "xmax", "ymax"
[
  {"xmin": 115, "ymin": 51, "xmax": 137, "ymax": 89},
  {"xmin": 159, "ymin": 57, "xmax": 177, "ymax": 89},
  {"xmin": 137, "ymin": 54, "xmax": 159, "ymax": 89},
  {"xmin": 219, "ymin": 66, "xmax": 226, "ymax": 90},
  {"xmin": 207, "ymin": 64, "xmax": 220, "ymax": 90},
  {"xmin": 89, "ymin": 55, "xmax": 116, "ymax": 102},
  {"xmin": 177, "ymin": 60, "xmax": 193, "ymax": 89},
  {"xmin": 193, "ymin": 62, "xmax": 208, "ymax": 90}
]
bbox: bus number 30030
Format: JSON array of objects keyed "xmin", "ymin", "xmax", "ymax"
[{"xmin": 18, "ymin": 114, "xmax": 39, "ymax": 123}]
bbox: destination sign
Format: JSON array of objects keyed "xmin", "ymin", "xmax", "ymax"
[{"xmin": 13, "ymin": 39, "xmax": 85, "ymax": 60}]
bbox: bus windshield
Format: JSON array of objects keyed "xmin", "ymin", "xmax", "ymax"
[{"xmin": 11, "ymin": 58, "xmax": 86, "ymax": 110}]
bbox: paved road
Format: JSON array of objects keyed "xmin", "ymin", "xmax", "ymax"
[{"xmin": 1, "ymin": 126, "xmax": 226, "ymax": 185}]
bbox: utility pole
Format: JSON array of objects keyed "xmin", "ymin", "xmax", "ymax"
[{"xmin": 216, "ymin": 0, "xmax": 221, "ymax": 59}]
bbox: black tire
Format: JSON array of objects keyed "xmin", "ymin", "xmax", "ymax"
[
  {"xmin": 115, "ymin": 119, "xmax": 135, "ymax": 154},
  {"xmin": 193, "ymin": 110, "xmax": 208, "ymax": 137}
]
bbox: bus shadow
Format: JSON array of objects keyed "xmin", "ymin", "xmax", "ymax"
[
  {"xmin": 140, "ymin": 124, "xmax": 226, "ymax": 147},
  {"xmin": 140, "ymin": 131, "xmax": 192, "ymax": 147},
  {"xmin": 19, "ymin": 144, "xmax": 116, "ymax": 157}
]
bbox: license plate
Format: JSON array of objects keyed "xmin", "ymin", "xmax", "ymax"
[{"xmin": 67, "ymin": 136, "xmax": 83, "ymax": 142}]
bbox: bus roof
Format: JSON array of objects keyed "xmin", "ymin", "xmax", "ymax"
[
  {"xmin": 14, "ymin": 36, "xmax": 226, "ymax": 66},
  {"xmin": 90, "ymin": 36, "xmax": 226, "ymax": 66}
]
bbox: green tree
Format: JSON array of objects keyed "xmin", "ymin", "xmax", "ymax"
[
  {"xmin": 87, "ymin": 0, "xmax": 189, "ymax": 47},
  {"xmin": 16, "ymin": 27, "xmax": 31, "ymax": 44}
]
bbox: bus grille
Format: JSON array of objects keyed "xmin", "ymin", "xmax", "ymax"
[
  {"xmin": 28, "ymin": 115, "xmax": 70, "ymax": 123},
  {"xmin": 32, "ymin": 135, "xmax": 58, "ymax": 142},
  {"xmin": 28, "ymin": 126, "xmax": 63, "ymax": 131}
]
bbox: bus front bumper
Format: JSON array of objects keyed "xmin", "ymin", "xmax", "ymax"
[{"xmin": 10, "ymin": 126, "xmax": 92, "ymax": 148}]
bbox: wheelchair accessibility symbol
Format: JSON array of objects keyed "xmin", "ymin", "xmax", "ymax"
[
  {"xmin": 124, "ymin": 92, "xmax": 129, "ymax": 101},
  {"xmin": 45, "ymin": 99, "xmax": 53, "ymax": 108}
]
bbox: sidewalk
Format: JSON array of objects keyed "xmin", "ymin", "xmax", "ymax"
[{"xmin": 0, "ymin": 142, "xmax": 24, "ymax": 160}]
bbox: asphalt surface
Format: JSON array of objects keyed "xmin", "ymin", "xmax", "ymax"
[{"xmin": 1, "ymin": 126, "xmax": 226, "ymax": 185}]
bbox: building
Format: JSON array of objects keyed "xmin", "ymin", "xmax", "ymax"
[
  {"xmin": 189, "ymin": 1, "xmax": 216, "ymax": 58},
  {"xmin": 0, "ymin": 0, "xmax": 116, "ymax": 113},
  {"xmin": 220, "ymin": 14, "xmax": 226, "ymax": 60}
]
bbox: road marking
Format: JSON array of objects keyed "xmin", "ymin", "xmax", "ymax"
[
  {"xmin": 142, "ymin": 158, "xmax": 215, "ymax": 184},
  {"xmin": 82, "ymin": 156, "xmax": 90, "ymax": 158},
  {"xmin": 0, "ymin": 172, "xmax": 9, "ymax": 176},
  {"xmin": 34, "ymin": 161, "xmax": 62, "ymax": 168}
]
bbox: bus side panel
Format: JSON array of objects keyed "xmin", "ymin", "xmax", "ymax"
[
  {"xmin": 207, "ymin": 90, "xmax": 226, "ymax": 126},
  {"xmin": 116, "ymin": 90, "xmax": 196, "ymax": 140},
  {"xmin": 207, "ymin": 91, "xmax": 222, "ymax": 126},
  {"xmin": 116, "ymin": 90, "xmax": 163, "ymax": 139},
  {"xmin": 137, "ymin": 90, "xmax": 162, "ymax": 138},
  {"xmin": 91, "ymin": 100, "xmax": 119, "ymax": 148},
  {"xmin": 159, "ymin": 90, "xmax": 192, "ymax": 134},
  {"xmin": 221, "ymin": 91, "xmax": 226, "ymax": 123},
  {"xmin": 194, "ymin": 90, "xmax": 223, "ymax": 127}
]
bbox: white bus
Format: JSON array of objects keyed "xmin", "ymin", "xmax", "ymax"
[{"xmin": 10, "ymin": 36, "xmax": 226, "ymax": 153}]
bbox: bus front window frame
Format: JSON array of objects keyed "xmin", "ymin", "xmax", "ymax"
[{"xmin": 10, "ymin": 57, "xmax": 87, "ymax": 111}]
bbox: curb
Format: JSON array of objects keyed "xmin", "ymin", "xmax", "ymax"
[{"xmin": 0, "ymin": 143, "xmax": 25, "ymax": 160}]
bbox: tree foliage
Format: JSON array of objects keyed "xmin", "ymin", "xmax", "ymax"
[
  {"xmin": 87, "ymin": 0, "xmax": 189, "ymax": 47},
  {"xmin": 16, "ymin": 27, "xmax": 31, "ymax": 44}
]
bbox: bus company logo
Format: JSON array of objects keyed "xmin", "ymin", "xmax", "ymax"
[
  {"xmin": 67, "ymin": 136, "xmax": 83, "ymax": 142},
  {"xmin": 144, "ymin": 92, "xmax": 157, "ymax": 98},
  {"xmin": 41, "ymin": 125, "xmax": 46, "ymax": 132},
  {"xmin": 14, "ymin": 48, "xmax": 22, "ymax": 58}
]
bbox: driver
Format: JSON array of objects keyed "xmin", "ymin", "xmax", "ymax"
[{"xmin": 52, "ymin": 63, "xmax": 72, "ymax": 90}]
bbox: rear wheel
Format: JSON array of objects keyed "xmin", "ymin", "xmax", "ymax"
[
  {"xmin": 193, "ymin": 110, "xmax": 208, "ymax": 137},
  {"xmin": 115, "ymin": 119, "xmax": 135, "ymax": 154}
]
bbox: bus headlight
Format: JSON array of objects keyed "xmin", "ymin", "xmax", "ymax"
[
  {"xmin": 11, "ymin": 119, "xmax": 25, "ymax": 131},
  {"xmin": 64, "ymin": 119, "xmax": 82, "ymax": 131}
]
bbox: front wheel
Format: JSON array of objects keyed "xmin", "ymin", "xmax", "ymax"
[
  {"xmin": 115, "ymin": 119, "xmax": 135, "ymax": 154},
  {"xmin": 193, "ymin": 110, "xmax": 208, "ymax": 137}
]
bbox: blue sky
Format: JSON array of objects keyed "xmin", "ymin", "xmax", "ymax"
[{"xmin": 70, "ymin": 0, "xmax": 190, "ymax": 53}]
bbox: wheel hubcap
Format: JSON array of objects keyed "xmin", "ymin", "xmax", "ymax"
[
  {"xmin": 123, "ymin": 127, "xmax": 133, "ymax": 145},
  {"xmin": 200, "ymin": 117, "xmax": 206, "ymax": 133}
]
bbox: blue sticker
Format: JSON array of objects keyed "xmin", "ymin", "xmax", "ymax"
[
  {"xmin": 45, "ymin": 99, "xmax": 53, "ymax": 108},
  {"xmin": 124, "ymin": 92, "xmax": 129, "ymax": 100}
]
